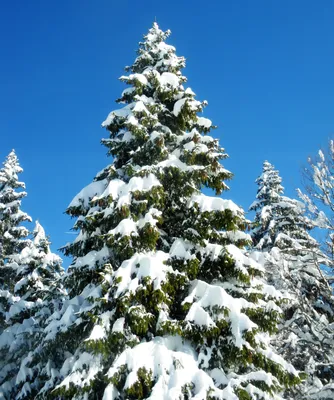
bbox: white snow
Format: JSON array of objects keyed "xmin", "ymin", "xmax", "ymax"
[
  {"xmin": 86, "ymin": 325, "xmax": 105, "ymax": 341},
  {"xmin": 86, "ymin": 311, "xmax": 115, "ymax": 342},
  {"xmin": 114, "ymin": 251, "xmax": 170, "ymax": 297},
  {"xmin": 183, "ymin": 141, "xmax": 209, "ymax": 154},
  {"xmin": 173, "ymin": 98, "xmax": 187, "ymax": 116},
  {"xmin": 108, "ymin": 208, "xmax": 161, "ymax": 239},
  {"xmin": 102, "ymin": 104, "xmax": 132, "ymax": 127},
  {"xmin": 185, "ymin": 303, "xmax": 215, "ymax": 327},
  {"xmin": 137, "ymin": 208, "xmax": 162, "ymax": 229},
  {"xmin": 158, "ymin": 72, "xmax": 179, "ymax": 89},
  {"xmin": 226, "ymin": 244, "xmax": 265, "ymax": 274},
  {"xmin": 122, "ymin": 73, "xmax": 148, "ymax": 85},
  {"xmin": 169, "ymin": 239, "xmax": 194, "ymax": 260},
  {"xmin": 112, "ymin": 318, "xmax": 125, "ymax": 333},
  {"xmin": 71, "ymin": 246, "xmax": 110, "ymax": 270},
  {"xmin": 185, "ymin": 87, "xmax": 195, "ymax": 96},
  {"xmin": 132, "ymin": 101, "xmax": 149, "ymax": 114},
  {"xmin": 197, "ymin": 117, "xmax": 212, "ymax": 129},
  {"xmin": 95, "ymin": 174, "xmax": 161, "ymax": 210},
  {"xmin": 108, "ymin": 218, "xmax": 137, "ymax": 237},
  {"xmin": 156, "ymin": 154, "xmax": 204, "ymax": 172}
]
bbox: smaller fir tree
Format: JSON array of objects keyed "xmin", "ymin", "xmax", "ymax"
[
  {"xmin": 0, "ymin": 150, "xmax": 31, "ymax": 267},
  {"xmin": 0, "ymin": 221, "xmax": 64, "ymax": 399},
  {"xmin": 250, "ymin": 161, "xmax": 334, "ymax": 400}
]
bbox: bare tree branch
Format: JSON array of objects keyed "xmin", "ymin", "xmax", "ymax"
[{"xmin": 299, "ymin": 139, "xmax": 334, "ymax": 263}]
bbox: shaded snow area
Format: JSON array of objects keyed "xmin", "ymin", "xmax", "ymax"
[
  {"xmin": 183, "ymin": 280, "xmax": 257, "ymax": 347},
  {"xmin": 43, "ymin": 283, "xmax": 102, "ymax": 342},
  {"xmin": 104, "ymin": 336, "xmax": 215, "ymax": 400},
  {"xmin": 68, "ymin": 179, "xmax": 108, "ymax": 210},
  {"xmin": 56, "ymin": 352, "xmax": 103, "ymax": 394},
  {"xmin": 102, "ymin": 336, "xmax": 287, "ymax": 400}
]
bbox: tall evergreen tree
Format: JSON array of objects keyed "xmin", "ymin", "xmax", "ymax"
[
  {"xmin": 0, "ymin": 221, "xmax": 64, "ymax": 399},
  {"xmin": 38, "ymin": 23, "xmax": 299, "ymax": 400},
  {"xmin": 250, "ymin": 161, "xmax": 334, "ymax": 400}
]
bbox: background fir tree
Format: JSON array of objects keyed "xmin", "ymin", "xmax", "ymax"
[
  {"xmin": 0, "ymin": 150, "xmax": 32, "ymax": 330},
  {"xmin": 0, "ymin": 221, "xmax": 64, "ymax": 399},
  {"xmin": 249, "ymin": 161, "xmax": 334, "ymax": 400},
  {"xmin": 0, "ymin": 150, "xmax": 31, "ymax": 266},
  {"xmin": 249, "ymin": 161, "xmax": 284, "ymax": 251},
  {"xmin": 38, "ymin": 23, "xmax": 299, "ymax": 400}
]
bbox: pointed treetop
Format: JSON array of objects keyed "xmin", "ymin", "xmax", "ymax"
[
  {"xmin": 145, "ymin": 21, "xmax": 171, "ymax": 43},
  {"xmin": 33, "ymin": 221, "xmax": 49, "ymax": 249},
  {"xmin": 263, "ymin": 160, "xmax": 273, "ymax": 169},
  {"xmin": 8, "ymin": 149, "xmax": 16, "ymax": 157},
  {"xmin": 121, "ymin": 21, "xmax": 184, "ymax": 78},
  {"xmin": 261, "ymin": 160, "xmax": 282, "ymax": 182},
  {"xmin": 0, "ymin": 149, "xmax": 24, "ymax": 190},
  {"xmin": 6, "ymin": 149, "xmax": 17, "ymax": 161},
  {"xmin": 3, "ymin": 149, "xmax": 21, "ymax": 170},
  {"xmin": 250, "ymin": 160, "xmax": 284, "ymax": 211}
]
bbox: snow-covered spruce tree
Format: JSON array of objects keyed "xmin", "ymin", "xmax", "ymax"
[
  {"xmin": 40, "ymin": 23, "xmax": 299, "ymax": 400},
  {"xmin": 0, "ymin": 221, "xmax": 64, "ymax": 399},
  {"xmin": 249, "ymin": 162, "xmax": 334, "ymax": 399},
  {"xmin": 0, "ymin": 150, "xmax": 32, "ymax": 330}
]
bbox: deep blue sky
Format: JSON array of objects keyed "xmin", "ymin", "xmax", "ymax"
[{"xmin": 1, "ymin": 1, "xmax": 333, "ymax": 264}]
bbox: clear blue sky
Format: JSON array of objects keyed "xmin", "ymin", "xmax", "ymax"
[{"xmin": 1, "ymin": 0, "xmax": 333, "ymax": 264}]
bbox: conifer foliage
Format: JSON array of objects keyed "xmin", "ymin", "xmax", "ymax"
[
  {"xmin": 249, "ymin": 161, "xmax": 334, "ymax": 400},
  {"xmin": 39, "ymin": 24, "xmax": 299, "ymax": 400}
]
